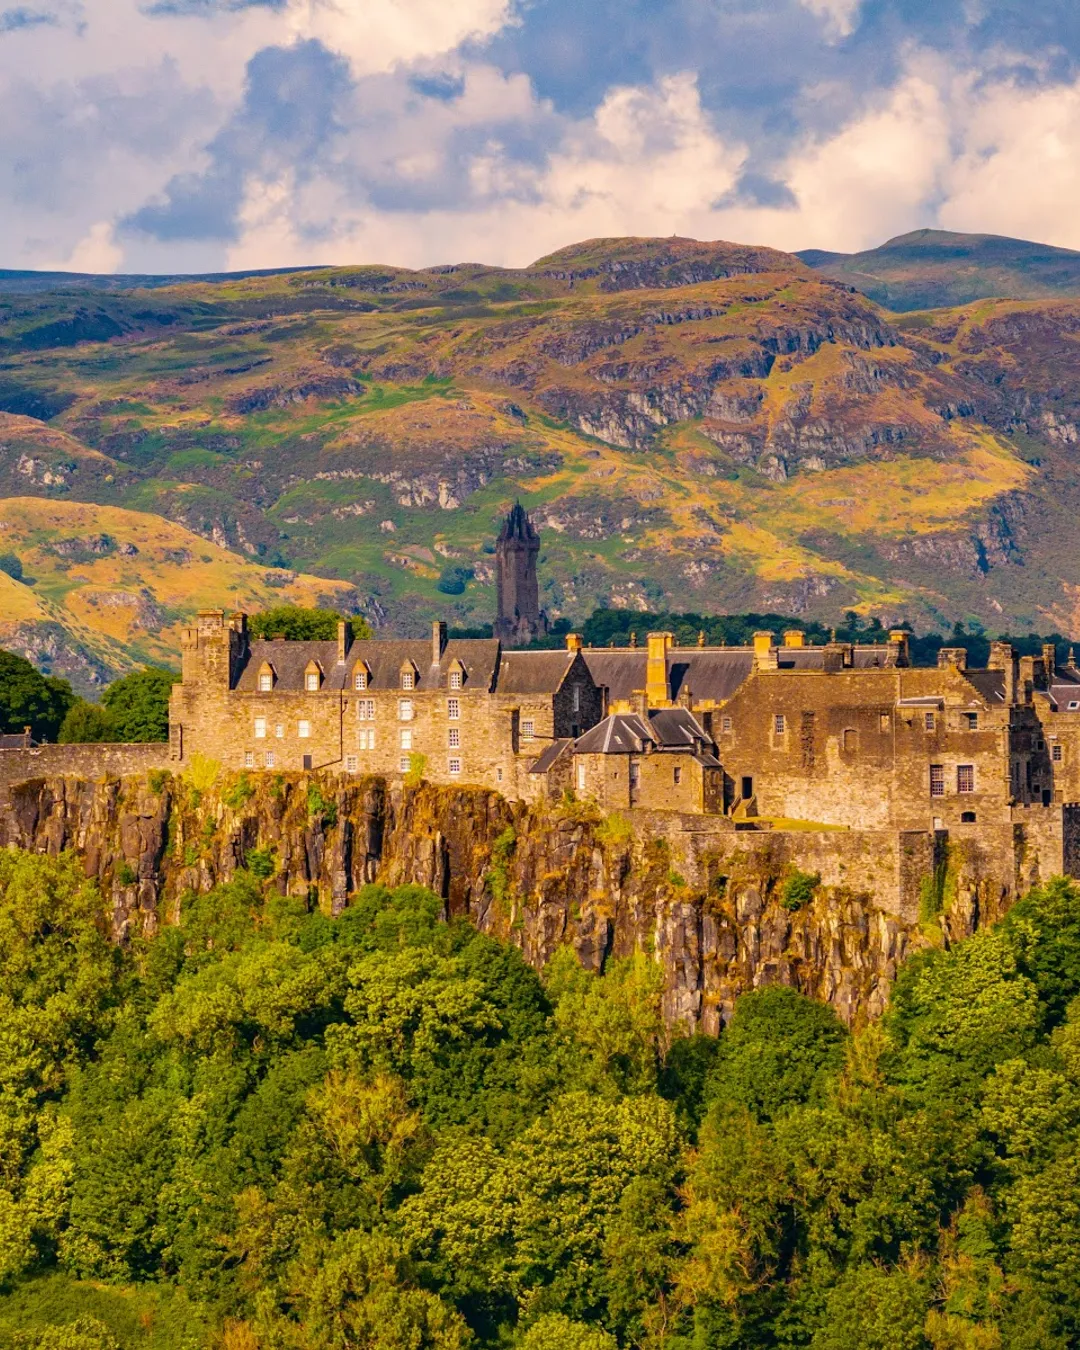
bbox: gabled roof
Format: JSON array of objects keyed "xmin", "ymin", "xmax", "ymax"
[
  {"xmin": 496, "ymin": 649, "xmax": 581, "ymax": 695},
  {"xmin": 529, "ymin": 738, "xmax": 574, "ymax": 774},
  {"xmin": 962, "ymin": 670, "xmax": 1006, "ymax": 704}
]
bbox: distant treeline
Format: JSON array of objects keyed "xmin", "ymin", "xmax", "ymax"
[{"xmin": 455, "ymin": 609, "xmax": 1076, "ymax": 668}]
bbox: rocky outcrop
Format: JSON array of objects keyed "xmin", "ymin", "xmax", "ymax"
[{"xmin": 0, "ymin": 769, "xmax": 957, "ymax": 1029}]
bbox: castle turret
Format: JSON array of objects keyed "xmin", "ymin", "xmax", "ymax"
[{"xmin": 494, "ymin": 502, "xmax": 548, "ymax": 647}]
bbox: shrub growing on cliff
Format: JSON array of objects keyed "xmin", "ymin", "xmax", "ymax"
[{"xmin": 780, "ymin": 868, "xmax": 820, "ymax": 911}]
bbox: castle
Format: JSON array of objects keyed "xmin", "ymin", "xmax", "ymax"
[{"xmin": 5, "ymin": 503, "xmax": 1080, "ymax": 918}]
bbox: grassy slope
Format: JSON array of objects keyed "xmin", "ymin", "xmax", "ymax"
[{"xmin": 1, "ymin": 234, "xmax": 1078, "ymax": 646}]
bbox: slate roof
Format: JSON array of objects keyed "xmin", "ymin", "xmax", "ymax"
[
  {"xmin": 583, "ymin": 643, "xmax": 901, "ymax": 705},
  {"xmin": 234, "ymin": 637, "xmax": 502, "ymax": 693},
  {"xmin": 1049, "ymin": 666, "xmax": 1080, "ymax": 710},
  {"xmin": 572, "ymin": 707, "xmax": 717, "ymax": 760},
  {"xmin": 496, "ymin": 650, "xmax": 579, "ymax": 695},
  {"xmin": 528, "ymin": 738, "xmax": 574, "ymax": 774},
  {"xmin": 0, "ymin": 731, "xmax": 34, "ymax": 749},
  {"xmin": 963, "ymin": 671, "xmax": 1007, "ymax": 704}
]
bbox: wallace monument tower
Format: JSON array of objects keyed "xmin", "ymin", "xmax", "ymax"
[{"xmin": 494, "ymin": 503, "xmax": 548, "ymax": 647}]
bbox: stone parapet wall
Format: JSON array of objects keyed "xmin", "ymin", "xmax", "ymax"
[{"xmin": 0, "ymin": 744, "xmax": 170, "ymax": 800}]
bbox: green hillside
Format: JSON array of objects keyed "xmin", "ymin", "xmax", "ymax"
[
  {"xmin": 799, "ymin": 228, "xmax": 1080, "ymax": 310},
  {"xmin": 3, "ymin": 234, "xmax": 1080, "ymax": 647}
]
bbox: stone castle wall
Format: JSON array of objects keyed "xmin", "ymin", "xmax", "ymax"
[{"xmin": 0, "ymin": 743, "xmax": 170, "ymax": 800}]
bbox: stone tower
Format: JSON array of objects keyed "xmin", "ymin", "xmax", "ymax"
[{"xmin": 494, "ymin": 502, "xmax": 548, "ymax": 646}]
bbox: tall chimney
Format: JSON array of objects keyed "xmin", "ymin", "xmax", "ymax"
[
  {"xmin": 753, "ymin": 631, "xmax": 778, "ymax": 671},
  {"xmin": 888, "ymin": 629, "xmax": 910, "ymax": 667},
  {"xmin": 1043, "ymin": 643, "xmax": 1057, "ymax": 681},
  {"xmin": 337, "ymin": 619, "xmax": 350, "ymax": 664},
  {"xmin": 646, "ymin": 632, "xmax": 673, "ymax": 706},
  {"xmin": 565, "ymin": 633, "xmax": 583, "ymax": 653},
  {"xmin": 432, "ymin": 620, "xmax": 448, "ymax": 666}
]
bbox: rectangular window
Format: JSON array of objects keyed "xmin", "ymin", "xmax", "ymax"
[
  {"xmin": 448, "ymin": 727, "xmax": 461, "ymax": 749},
  {"xmin": 298, "ymin": 720, "xmax": 311, "ymax": 739},
  {"xmin": 573, "ymin": 684, "xmax": 581, "ymax": 712},
  {"xmin": 674, "ymin": 766, "xmax": 682, "ymax": 785},
  {"xmin": 401, "ymin": 671, "xmax": 414, "ymax": 690},
  {"xmin": 448, "ymin": 757, "xmax": 462, "ymax": 776},
  {"xmin": 449, "ymin": 671, "xmax": 462, "ymax": 690},
  {"xmin": 721, "ymin": 716, "xmax": 732, "ymax": 733},
  {"xmin": 496, "ymin": 767, "xmax": 504, "ymax": 783},
  {"xmin": 244, "ymin": 750, "xmax": 254, "ymax": 768},
  {"xmin": 930, "ymin": 764, "xmax": 945, "ymax": 797},
  {"xmin": 265, "ymin": 751, "xmax": 274, "ymax": 769},
  {"xmin": 398, "ymin": 699, "xmax": 414, "ymax": 721},
  {"xmin": 254, "ymin": 717, "xmax": 266, "ymax": 739},
  {"xmin": 258, "ymin": 673, "xmax": 272, "ymax": 692},
  {"xmin": 774, "ymin": 713, "xmax": 786, "ymax": 735},
  {"xmin": 924, "ymin": 711, "xmax": 936, "ymax": 731},
  {"xmin": 306, "ymin": 672, "xmax": 319, "ymax": 692},
  {"xmin": 358, "ymin": 698, "xmax": 374, "ymax": 720},
  {"xmin": 1053, "ymin": 743, "xmax": 1063, "ymax": 762},
  {"xmin": 879, "ymin": 712, "xmax": 890, "ymax": 733},
  {"xmin": 399, "ymin": 756, "xmax": 410, "ymax": 773},
  {"xmin": 965, "ymin": 712, "xmax": 979, "ymax": 730},
  {"xmin": 957, "ymin": 764, "xmax": 975, "ymax": 793},
  {"xmin": 521, "ymin": 718, "xmax": 535, "ymax": 740},
  {"xmin": 346, "ymin": 754, "xmax": 358, "ymax": 772},
  {"xmin": 357, "ymin": 728, "xmax": 375, "ymax": 751},
  {"xmin": 400, "ymin": 728, "xmax": 413, "ymax": 751},
  {"xmin": 447, "ymin": 697, "xmax": 460, "ymax": 720},
  {"xmin": 629, "ymin": 761, "xmax": 640, "ymax": 788},
  {"xmin": 275, "ymin": 723, "xmax": 284, "ymax": 739},
  {"xmin": 576, "ymin": 762, "xmax": 586, "ymax": 792},
  {"xmin": 354, "ymin": 672, "xmax": 367, "ymax": 690},
  {"xmin": 843, "ymin": 728, "xmax": 857, "ymax": 752}
]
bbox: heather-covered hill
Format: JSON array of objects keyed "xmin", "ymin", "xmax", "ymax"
[{"xmin": 2, "ymin": 234, "xmax": 1080, "ymax": 642}]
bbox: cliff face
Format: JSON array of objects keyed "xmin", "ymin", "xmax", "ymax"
[{"xmin": 1, "ymin": 770, "xmax": 957, "ymax": 1028}]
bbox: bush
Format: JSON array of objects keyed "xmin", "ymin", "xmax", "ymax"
[
  {"xmin": 780, "ymin": 869, "xmax": 820, "ymax": 911},
  {"xmin": 58, "ymin": 702, "xmax": 115, "ymax": 744},
  {"xmin": 0, "ymin": 552, "xmax": 23, "ymax": 581},
  {"xmin": 222, "ymin": 772, "xmax": 256, "ymax": 810},
  {"xmin": 248, "ymin": 607, "xmax": 372, "ymax": 641},
  {"xmin": 101, "ymin": 667, "xmax": 179, "ymax": 742},
  {"xmin": 436, "ymin": 566, "xmax": 474, "ymax": 596}
]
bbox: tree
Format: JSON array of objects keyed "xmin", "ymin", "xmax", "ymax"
[
  {"xmin": 0, "ymin": 552, "xmax": 23, "ymax": 581},
  {"xmin": 516, "ymin": 1313, "xmax": 616, "ymax": 1349},
  {"xmin": 101, "ymin": 667, "xmax": 179, "ymax": 742},
  {"xmin": 248, "ymin": 607, "xmax": 372, "ymax": 642},
  {"xmin": 0, "ymin": 649, "xmax": 75, "ymax": 741},
  {"xmin": 59, "ymin": 701, "xmax": 115, "ymax": 744}
]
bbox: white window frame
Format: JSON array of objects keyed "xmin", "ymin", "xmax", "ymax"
[
  {"xmin": 244, "ymin": 750, "xmax": 254, "ymax": 768},
  {"xmin": 254, "ymin": 717, "xmax": 267, "ymax": 739},
  {"xmin": 774, "ymin": 713, "xmax": 785, "ymax": 735},
  {"xmin": 399, "ymin": 756, "xmax": 410, "ymax": 773},
  {"xmin": 275, "ymin": 723, "xmax": 284, "ymax": 739},
  {"xmin": 401, "ymin": 670, "xmax": 415, "ymax": 690},
  {"xmin": 449, "ymin": 670, "xmax": 462, "ymax": 690},
  {"xmin": 398, "ymin": 699, "xmax": 414, "ymax": 721},
  {"xmin": 447, "ymin": 697, "xmax": 460, "ymax": 720},
  {"xmin": 448, "ymin": 757, "xmax": 462, "ymax": 776},
  {"xmin": 448, "ymin": 727, "xmax": 461, "ymax": 749},
  {"xmin": 258, "ymin": 672, "xmax": 273, "ymax": 692},
  {"xmin": 521, "ymin": 718, "xmax": 535, "ymax": 740},
  {"xmin": 298, "ymin": 720, "xmax": 311, "ymax": 739},
  {"xmin": 306, "ymin": 672, "xmax": 320, "ymax": 692},
  {"xmin": 358, "ymin": 698, "xmax": 374, "ymax": 720},
  {"xmin": 265, "ymin": 750, "xmax": 275, "ymax": 769},
  {"xmin": 576, "ymin": 762, "xmax": 586, "ymax": 791},
  {"xmin": 354, "ymin": 671, "xmax": 367, "ymax": 690},
  {"xmin": 400, "ymin": 728, "xmax": 413, "ymax": 751},
  {"xmin": 346, "ymin": 754, "xmax": 358, "ymax": 772}
]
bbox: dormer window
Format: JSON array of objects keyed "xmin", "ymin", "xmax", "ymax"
[
  {"xmin": 400, "ymin": 661, "xmax": 417, "ymax": 690},
  {"xmin": 450, "ymin": 670, "xmax": 462, "ymax": 689},
  {"xmin": 352, "ymin": 661, "xmax": 370, "ymax": 691},
  {"xmin": 304, "ymin": 660, "xmax": 323, "ymax": 692},
  {"xmin": 448, "ymin": 659, "xmax": 465, "ymax": 690},
  {"xmin": 257, "ymin": 661, "xmax": 275, "ymax": 692}
]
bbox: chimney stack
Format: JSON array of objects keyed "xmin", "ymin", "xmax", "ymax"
[
  {"xmin": 565, "ymin": 633, "xmax": 583, "ymax": 653},
  {"xmin": 337, "ymin": 619, "xmax": 350, "ymax": 664},
  {"xmin": 753, "ymin": 631, "xmax": 778, "ymax": 671},
  {"xmin": 783, "ymin": 629, "xmax": 805, "ymax": 648},
  {"xmin": 888, "ymin": 629, "xmax": 911, "ymax": 667},
  {"xmin": 1043, "ymin": 643, "xmax": 1057, "ymax": 681},
  {"xmin": 937, "ymin": 647, "xmax": 968, "ymax": 672},
  {"xmin": 646, "ymin": 632, "xmax": 673, "ymax": 706},
  {"xmin": 432, "ymin": 620, "xmax": 448, "ymax": 666}
]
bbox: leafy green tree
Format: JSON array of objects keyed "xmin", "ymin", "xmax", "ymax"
[
  {"xmin": 12, "ymin": 1316, "xmax": 120, "ymax": 1350},
  {"xmin": 248, "ymin": 606, "xmax": 372, "ymax": 641},
  {"xmin": 810, "ymin": 1263, "xmax": 931, "ymax": 1350},
  {"xmin": 0, "ymin": 552, "xmax": 24, "ymax": 581},
  {"xmin": 100, "ymin": 667, "xmax": 178, "ymax": 742},
  {"xmin": 0, "ymin": 649, "xmax": 75, "ymax": 741},
  {"xmin": 516, "ymin": 1313, "xmax": 616, "ymax": 1349},
  {"xmin": 58, "ymin": 701, "xmax": 115, "ymax": 744},
  {"xmin": 704, "ymin": 984, "xmax": 848, "ymax": 1122}
]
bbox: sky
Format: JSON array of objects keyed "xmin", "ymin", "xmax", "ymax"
[{"xmin": 5, "ymin": 0, "xmax": 1080, "ymax": 274}]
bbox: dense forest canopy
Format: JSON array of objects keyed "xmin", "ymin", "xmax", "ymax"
[{"xmin": 2, "ymin": 852, "xmax": 1080, "ymax": 1348}]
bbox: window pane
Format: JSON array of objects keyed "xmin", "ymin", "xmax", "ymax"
[
  {"xmin": 298, "ymin": 721, "xmax": 310, "ymax": 739},
  {"xmin": 957, "ymin": 764, "xmax": 975, "ymax": 793},
  {"xmin": 398, "ymin": 699, "xmax": 413, "ymax": 720},
  {"xmin": 930, "ymin": 764, "xmax": 944, "ymax": 797},
  {"xmin": 448, "ymin": 698, "xmax": 460, "ymax": 720}
]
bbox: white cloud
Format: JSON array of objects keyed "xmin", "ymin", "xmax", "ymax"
[
  {"xmin": 42, "ymin": 220, "xmax": 124, "ymax": 273},
  {"xmin": 798, "ymin": 0, "xmax": 863, "ymax": 40}
]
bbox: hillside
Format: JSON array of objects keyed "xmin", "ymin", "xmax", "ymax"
[
  {"xmin": 0, "ymin": 495, "xmax": 356, "ymax": 693},
  {"xmin": 800, "ymin": 228, "xmax": 1080, "ymax": 310},
  {"xmin": 2, "ymin": 234, "xmax": 1080, "ymax": 643}
]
